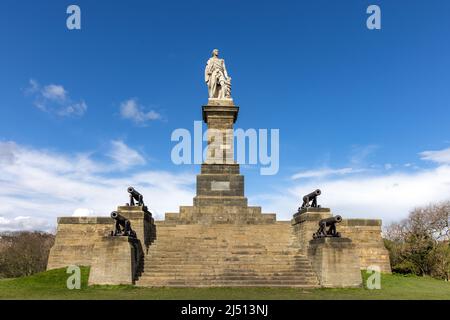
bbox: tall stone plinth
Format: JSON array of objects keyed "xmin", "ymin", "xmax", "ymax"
[
  {"xmin": 166, "ymin": 100, "xmax": 276, "ymax": 224},
  {"xmin": 88, "ymin": 236, "xmax": 144, "ymax": 286},
  {"xmin": 307, "ymin": 237, "xmax": 363, "ymax": 288},
  {"xmin": 292, "ymin": 208, "xmax": 333, "ymax": 252},
  {"xmin": 115, "ymin": 205, "xmax": 156, "ymax": 251}
]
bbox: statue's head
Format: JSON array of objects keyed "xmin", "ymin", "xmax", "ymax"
[{"xmin": 212, "ymin": 49, "xmax": 219, "ymax": 57}]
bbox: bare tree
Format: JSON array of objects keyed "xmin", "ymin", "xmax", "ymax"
[
  {"xmin": 0, "ymin": 232, "xmax": 55, "ymax": 278},
  {"xmin": 385, "ymin": 201, "xmax": 450, "ymax": 278}
]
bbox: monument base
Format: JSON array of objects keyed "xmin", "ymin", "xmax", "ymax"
[
  {"xmin": 308, "ymin": 237, "xmax": 362, "ymax": 288},
  {"xmin": 88, "ymin": 236, "xmax": 144, "ymax": 286},
  {"xmin": 165, "ymin": 205, "xmax": 276, "ymax": 224}
]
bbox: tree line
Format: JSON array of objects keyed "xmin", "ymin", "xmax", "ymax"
[
  {"xmin": 0, "ymin": 232, "xmax": 55, "ymax": 278},
  {"xmin": 384, "ymin": 201, "xmax": 450, "ymax": 281}
]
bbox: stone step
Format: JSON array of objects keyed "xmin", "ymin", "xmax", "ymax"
[
  {"xmin": 139, "ymin": 276, "xmax": 317, "ymax": 284},
  {"xmin": 153, "ymin": 236, "xmax": 295, "ymax": 239},
  {"xmin": 147, "ymin": 253, "xmax": 299, "ymax": 257},
  {"xmin": 150, "ymin": 240, "xmax": 294, "ymax": 243},
  {"xmin": 144, "ymin": 260, "xmax": 310, "ymax": 264},
  {"xmin": 144, "ymin": 267, "xmax": 314, "ymax": 273},
  {"xmin": 148, "ymin": 249, "xmax": 299, "ymax": 253},
  {"xmin": 144, "ymin": 264, "xmax": 315, "ymax": 270},
  {"xmin": 144, "ymin": 270, "xmax": 315, "ymax": 275},
  {"xmin": 142, "ymin": 272, "xmax": 318, "ymax": 278},
  {"xmin": 144, "ymin": 257, "xmax": 309, "ymax": 266},
  {"xmin": 147, "ymin": 247, "xmax": 299, "ymax": 251},
  {"xmin": 133, "ymin": 222, "xmax": 318, "ymax": 288},
  {"xmin": 135, "ymin": 280, "xmax": 319, "ymax": 287},
  {"xmin": 144, "ymin": 260, "xmax": 312, "ymax": 266},
  {"xmin": 144, "ymin": 254, "xmax": 309, "ymax": 258},
  {"xmin": 149, "ymin": 245, "xmax": 299, "ymax": 252}
]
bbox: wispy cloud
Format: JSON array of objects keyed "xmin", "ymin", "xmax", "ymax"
[
  {"xmin": 25, "ymin": 79, "xmax": 87, "ymax": 117},
  {"xmin": 291, "ymin": 167, "xmax": 366, "ymax": 180},
  {"xmin": 0, "ymin": 141, "xmax": 195, "ymax": 232},
  {"xmin": 420, "ymin": 147, "xmax": 450, "ymax": 164},
  {"xmin": 350, "ymin": 145, "xmax": 379, "ymax": 166},
  {"xmin": 107, "ymin": 140, "xmax": 146, "ymax": 169},
  {"xmin": 120, "ymin": 98, "xmax": 161, "ymax": 125}
]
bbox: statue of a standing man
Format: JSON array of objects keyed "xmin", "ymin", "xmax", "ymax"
[{"xmin": 205, "ymin": 49, "xmax": 232, "ymax": 100}]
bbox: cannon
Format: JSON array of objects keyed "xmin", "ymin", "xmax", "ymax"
[
  {"xmin": 313, "ymin": 215, "xmax": 342, "ymax": 239},
  {"xmin": 301, "ymin": 189, "xmax": 321, "ymax": 209},
  {"xmin": 128, "ymin": 187, "xmax": 144, "ymax": 206},
  {"xmin": 111, "ymin": 211, "xmax": 136, "ymax": 238}
]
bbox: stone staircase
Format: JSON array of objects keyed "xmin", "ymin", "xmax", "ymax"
[{"xmin": 136, "ymin": 223, "xmax": 319, "ymax": 287}]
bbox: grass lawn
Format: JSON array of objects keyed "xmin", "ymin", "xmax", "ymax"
[{"xmin": 0, "ymin": 267, "xmax": 449, "ymax": 300}]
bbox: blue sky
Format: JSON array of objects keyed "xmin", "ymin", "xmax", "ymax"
[{"xmin": 1, "ymin": 0, "xmax": 450, "ymax": 231}]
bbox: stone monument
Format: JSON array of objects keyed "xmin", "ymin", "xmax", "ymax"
[
  {"xmin": 47, "ymin": 50, "xmax": 391, "ymax": 288},
  {"xmin": 165, "ymin": 50, "xmax": 276, "ymax": 224}
]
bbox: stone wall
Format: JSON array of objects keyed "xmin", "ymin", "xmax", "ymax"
[
  {"xmin": 47, "ymin": 217, "xmax": 112, "ymax": 270},
  {"xmin": 340, "ymin": 219, "xmax": 391, "ymax": 273}
]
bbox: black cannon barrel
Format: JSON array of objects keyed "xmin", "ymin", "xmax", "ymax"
[
  {"xmin": 319, "ymin": 215, "xmax": 342, "ymax": 226},
  {"xmin": 111, "ymin": 211, "xmax": 127, "ymax": 222},
  {"xmin": 127, "ymin": 187, "xmax": 142, "ymax": 198},
  {"xmin": 303, "ymin": 189, "xmax": 321, "ymax": 202}
]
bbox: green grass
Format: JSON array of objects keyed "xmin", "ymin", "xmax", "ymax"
[{"xmin": 0, "ymin": 267, "xmax": 449, "ymax": 300}]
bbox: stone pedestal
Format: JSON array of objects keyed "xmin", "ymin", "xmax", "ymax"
[
  {"xmin": 166, "ymin": 100, "xmax": 276, "ymax": 224},
  {"xmin": 291, "ymin": 208, "xmax": 332, "ymax": 252},
  {"xmin": 307, "ymin": 237, "xmax": 362, "ymax": 288},
  {"xmin": 88, "ymin": 236, "xmax": 143, "ymax": 286},
  {"xmin": 115, "ymin": 205, "xmax": 156, "ymax": 251}
]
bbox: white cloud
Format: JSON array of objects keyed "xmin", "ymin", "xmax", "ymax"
[
  {"xmin": 120, "ymin": 99, "xmax": 161, "ymax": 124},
  {"xmin": 108, "ymin": 140, "xmax": 146, "ymax": 169},
  {"xmin": 58, "ymin": 101, "xmax": 87, "ymax": 117},
  {"xmin": 0, "ymin": 216, "xmax": 49, "ymax": 232},
  {"xmin": 25, "ymin": 79, "xmax": 87, "ymax": 117},
  {"xmin": 254, "ymin": 155, "xmax": 450, "ymax": 226},
  {"xmin": 3, "ymin": 139, "xmax": 450, "ymax": 233},
  {"xmin": 42, "ymin": 84, "xmax": 67, "ymax": 101},
  {"xmin": 0, "ymin": 141, "xmax": 195, "ymax": 232},
  {"xmin": 420, "ymin": 147, "xmax": 450, "ymax": 164},
  {"xmin": 291, "ymin": 167, "xmax": 365, "ymax": 180},
  {"xmin": 72, "ymin": 208, "xmax": 94, "ymax": 217}
]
